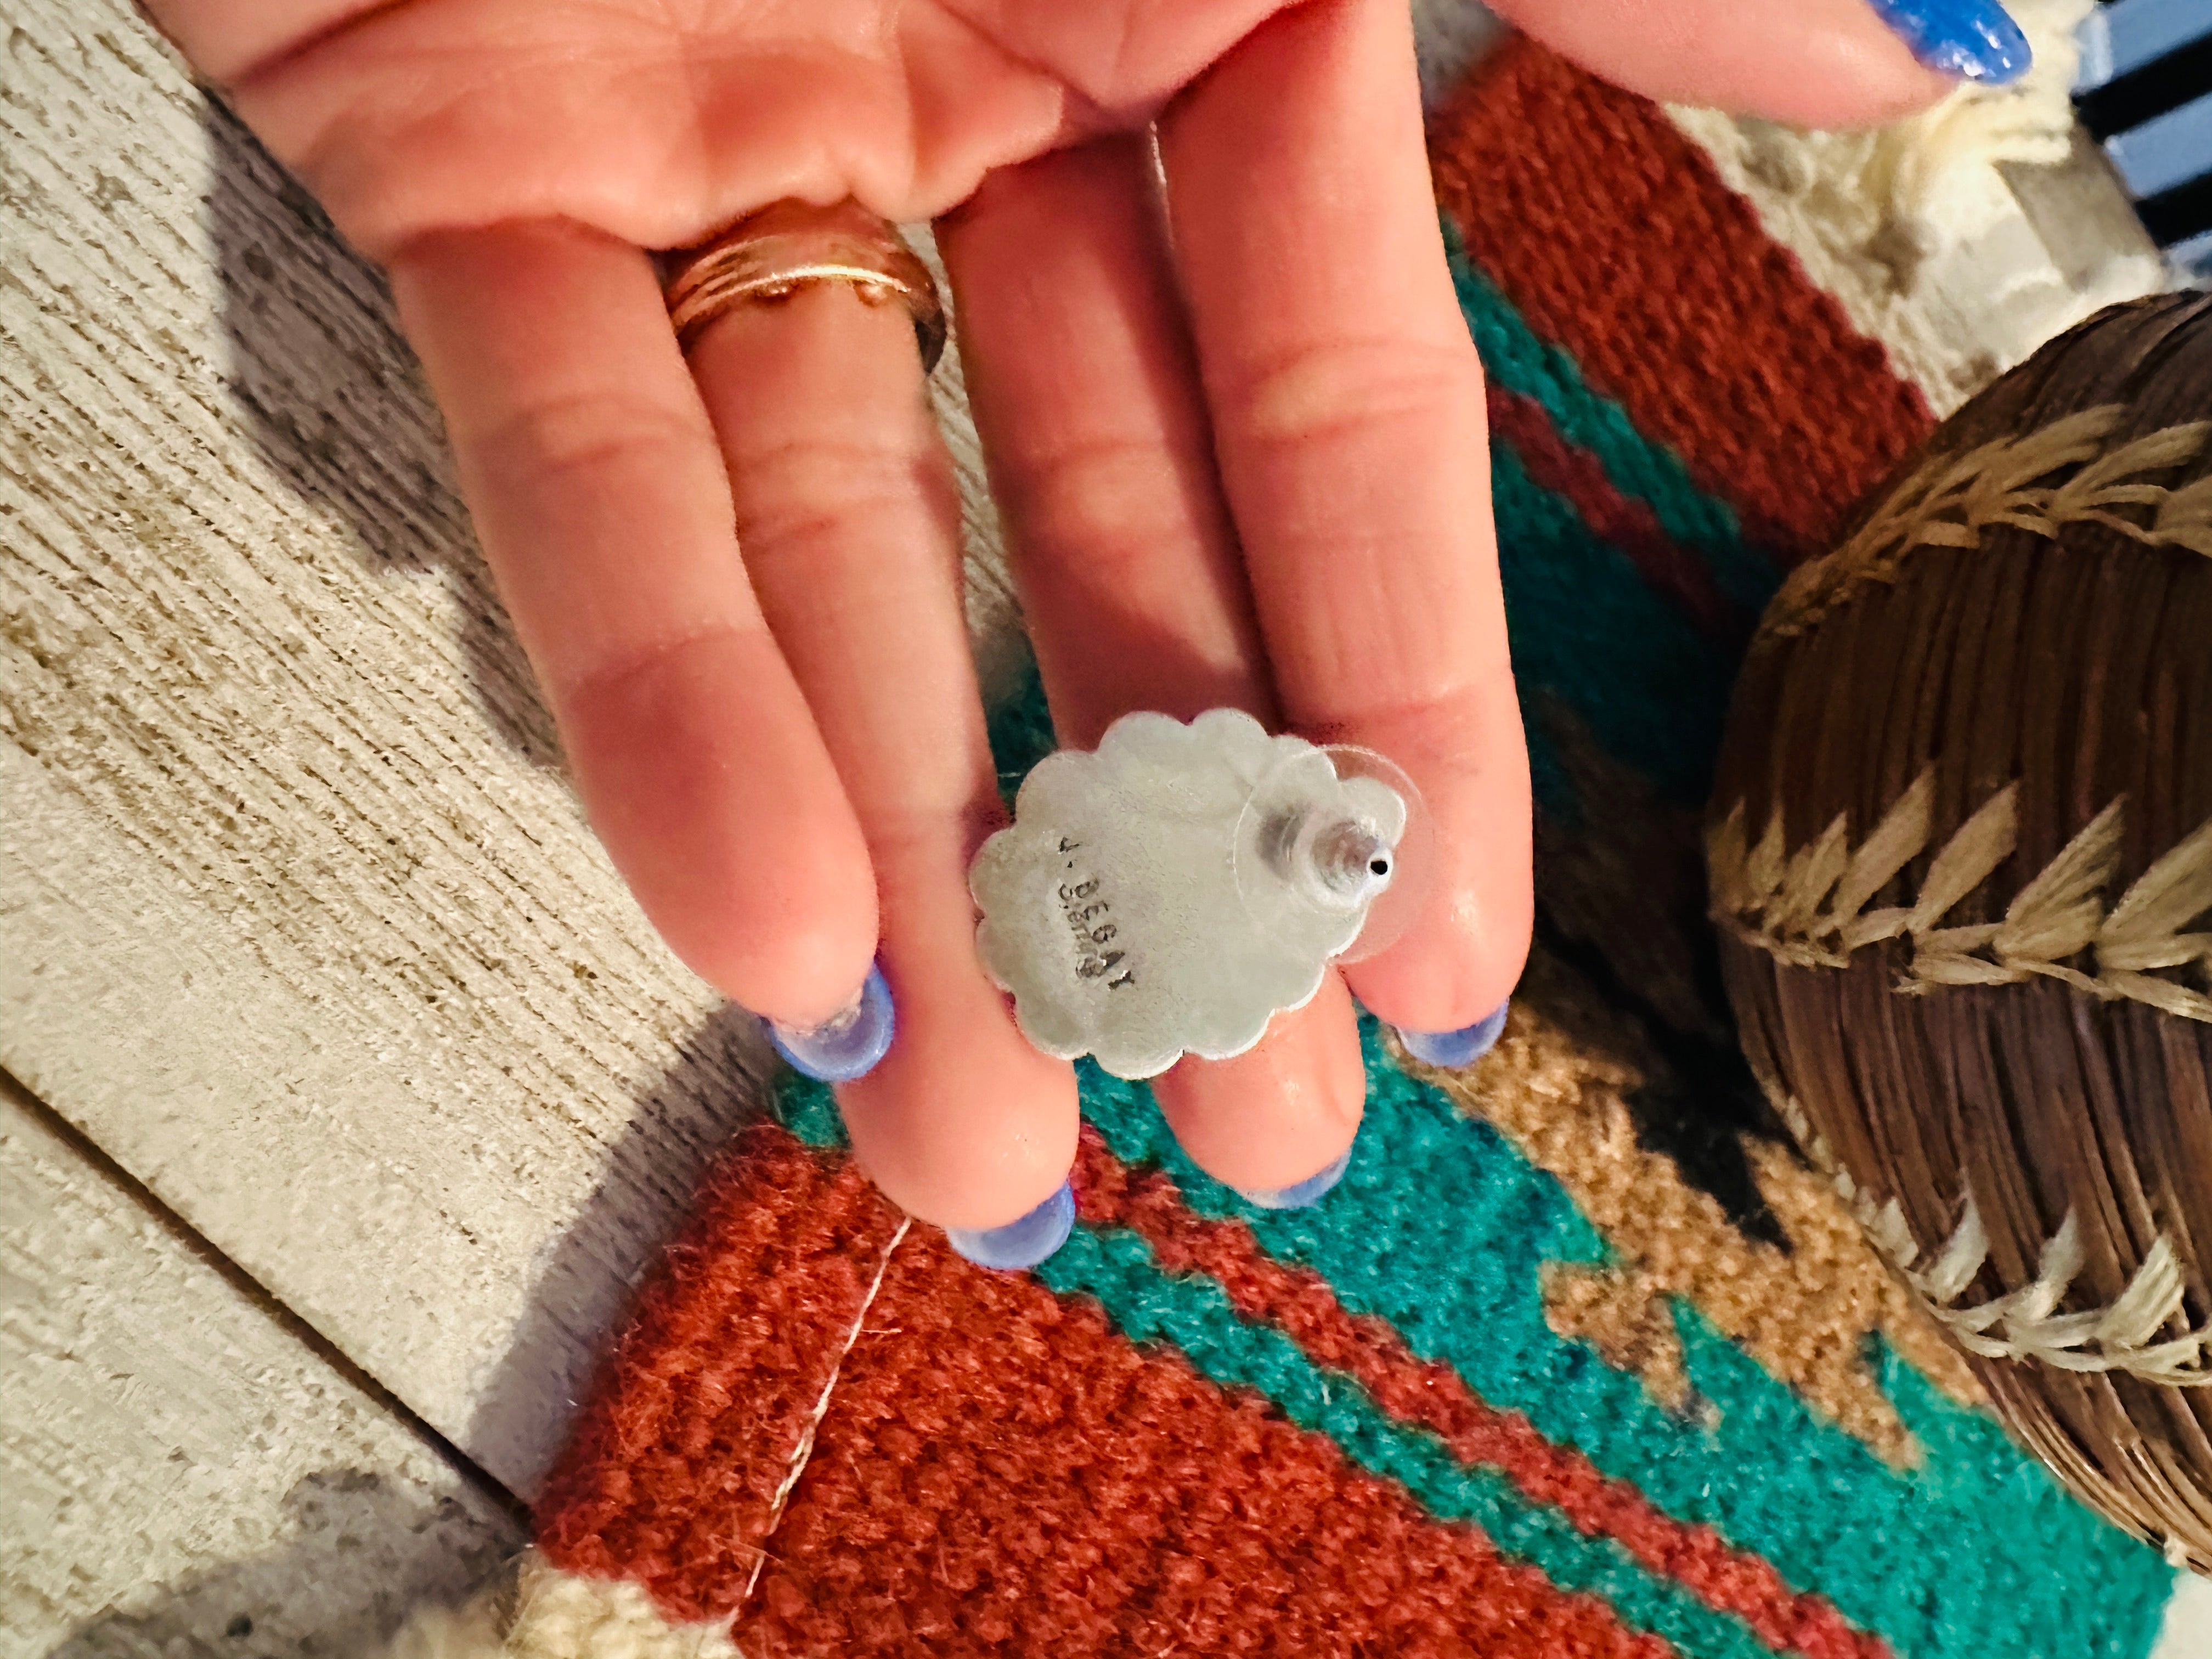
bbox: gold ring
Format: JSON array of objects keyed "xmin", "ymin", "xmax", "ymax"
[{"xmin": 662, "ymin": 200, "xmax": 947, "ymax": 374}]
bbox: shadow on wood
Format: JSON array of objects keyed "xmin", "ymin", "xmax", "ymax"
[
  {"xmin": 203, "ymin": 97, "xmax": 558, "ymax": 774},
  {"xmin": 43, "ymin": 1469, "xmax": 515, "ymax": 1659},
  {"xmin": 462, "ymin": 1005, "xmax": 781, "ymax": 1496}
]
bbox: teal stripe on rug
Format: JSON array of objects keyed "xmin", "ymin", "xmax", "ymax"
[
  {"xmin": 775, "ymin": 1034, "xmax": 2173, "ymax": 1658},
  {"xmin": 1443, "ymin": 219, "xmax": 1779, "ymax": 617},
  {"xmin": 1036, "ymin": 1220, "xmax": 1780, "ymax": 1659},
  {"xmin": 1490, "ymin": 442, "xmax": 1739, "ymax": 806},
  {"xmin": 1447, "ymin": 226, "xmax": 1773, "ymax": 809},
  {"xmin": 1069, "ymin": 1029, "xmax": 2176, "ymax": 1659}
]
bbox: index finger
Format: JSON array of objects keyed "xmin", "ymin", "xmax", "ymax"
[{"xmin": 1159, "ymin": 0, "xmax": 1532, "ymax": 1040}]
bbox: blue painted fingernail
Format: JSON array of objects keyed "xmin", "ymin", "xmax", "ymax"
[
  {"xmin": 944, "ymin": 1182, "xmax": 1075, "ymax": 1271},
  {"xmin": 1234, "ymin": 1147, "xmax": 1352, "ymax": 1211},
  {"xmin": 1863, "ymin": 0, "xmax": 2032, "ymax": 83},
  {"xmin": 1395, "ymin": 1000, "xmax": 1509, "ymax": 1069},
  {"xmin": 764, "ymin": 962, "xmax": 895, "ymax": 1083}
]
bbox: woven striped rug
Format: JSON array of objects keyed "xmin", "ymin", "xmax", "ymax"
[{"xmin": 407, "ymin": 35, "xmax": 2200, "ymax": 1659}]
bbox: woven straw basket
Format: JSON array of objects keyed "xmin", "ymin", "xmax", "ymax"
[{"xmin": 1708, "ymin": 294, "xmax": 2212, "ymax": 1570}]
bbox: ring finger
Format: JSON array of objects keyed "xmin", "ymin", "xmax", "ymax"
[{"xmin": 1161, "ymin": 0, "xmax": 1534, "ymax": 1048}]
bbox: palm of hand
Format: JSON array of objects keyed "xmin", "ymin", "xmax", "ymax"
[{"xmin": 189, "ymin": 0, "xmax": 1283, "ymax": 257}]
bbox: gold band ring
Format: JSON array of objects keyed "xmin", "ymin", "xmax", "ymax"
[{"xmin": 662, "ymin": 199, "xmax": 947, "ymax": 374}]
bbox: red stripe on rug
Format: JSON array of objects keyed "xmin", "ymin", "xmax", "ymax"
[
  {"xmin": 1073, "ymin": 1133, "xmax": 1889, "ymax": 1659},
  {"xmin": 1487, "ymin": 382, "xmax": 1748, "ymax": 639},
  {"xmin": 1431, "ymin": 38, "xmax": 1934, "ymax": 565},
  {"xmin": 537, "ymin": 1128, "xmax": 907, "ymax": 1609},
  {"xmin": 539, "ymin": 1125, "xmax": 1673, "ymax": 1656}
]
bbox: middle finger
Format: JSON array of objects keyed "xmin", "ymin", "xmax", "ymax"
[{"xmin": 940, "ymin": 136, "xmax": 1366, "ymax": 1200}]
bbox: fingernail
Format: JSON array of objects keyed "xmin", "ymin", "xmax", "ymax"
[
  {"xmin": 1234, "ymin": 1147, "xmax": 1352, "ymax": 1211},
  {"xmin": 1395, "ymin": 1000, "xmax": 1509, "ymax": 1069},
  {"xmin": 1863, "ymin": 0, "xmax": 2032, "ymax": 83},
  {"xmin": 944, "ymin": 1182, "xmax": 1075, "ymax": 1271},
  {"xmin": 764, "ymin": 962, "xmax": 895, "ymax": 1083}
]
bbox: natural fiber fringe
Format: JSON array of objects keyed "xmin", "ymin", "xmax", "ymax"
[
  {"xmin": 1669, "ymin": 0, "xmax": 2169, "ymax": 416},
  {"xmin": 377, "ymin": 1553, "xmax": 740, "ymax": 1659},
  {"xmin": 1711, "ymin": 771, "xmax": 2212, "ymax": 1021},
  {"xmin": 1760, "ymin": 407, "xmax": 2212, "ymax": 643},
  {"xmin": 1764, "ymin": 1092, "xmax": 2212, "ymax": 1386}
]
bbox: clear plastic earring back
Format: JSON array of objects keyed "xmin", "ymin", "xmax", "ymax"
[{"xmin": 1231, "ymin": 742, "xmax": 1434, "ymax": 967}]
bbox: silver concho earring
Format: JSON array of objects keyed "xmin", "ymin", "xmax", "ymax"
[{"xmin": 969, "ymin": 709, "xmax": 1431, "ymax": 1080}]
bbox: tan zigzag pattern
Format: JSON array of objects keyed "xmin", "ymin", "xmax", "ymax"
[
  {"xmin": 1762, "ymin": 1090, "xmax": 2211, "ymax": 1387},
  {"xmin": 1710, "ymin": 772, "xmax": 2212, "ymax": 1022},
  {"xmin": 1758, "ymin": 407, "xmax": 2212, "ymax": 644}
]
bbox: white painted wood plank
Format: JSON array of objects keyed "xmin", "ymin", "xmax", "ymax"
[
  {"xmin": 0, "ymin": 0, "xmax": 804, "ymax": 1497},
  {"xmin": 0, "ymin": 1079, "xmax": 522, "ymax": 1657},
  {"xmin": 0, "ymin": 742, "xmax": 710, "ymax": 1499}
]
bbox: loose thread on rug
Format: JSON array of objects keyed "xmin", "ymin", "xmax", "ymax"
[{"xmin": 739, "ymin": 1215, "xmax": 912, "ymax": 1610}]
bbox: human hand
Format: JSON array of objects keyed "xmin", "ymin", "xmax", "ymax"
[{"xmin": 150, "ymin": 0, "xmax": 1995, "ymax": 1248}]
